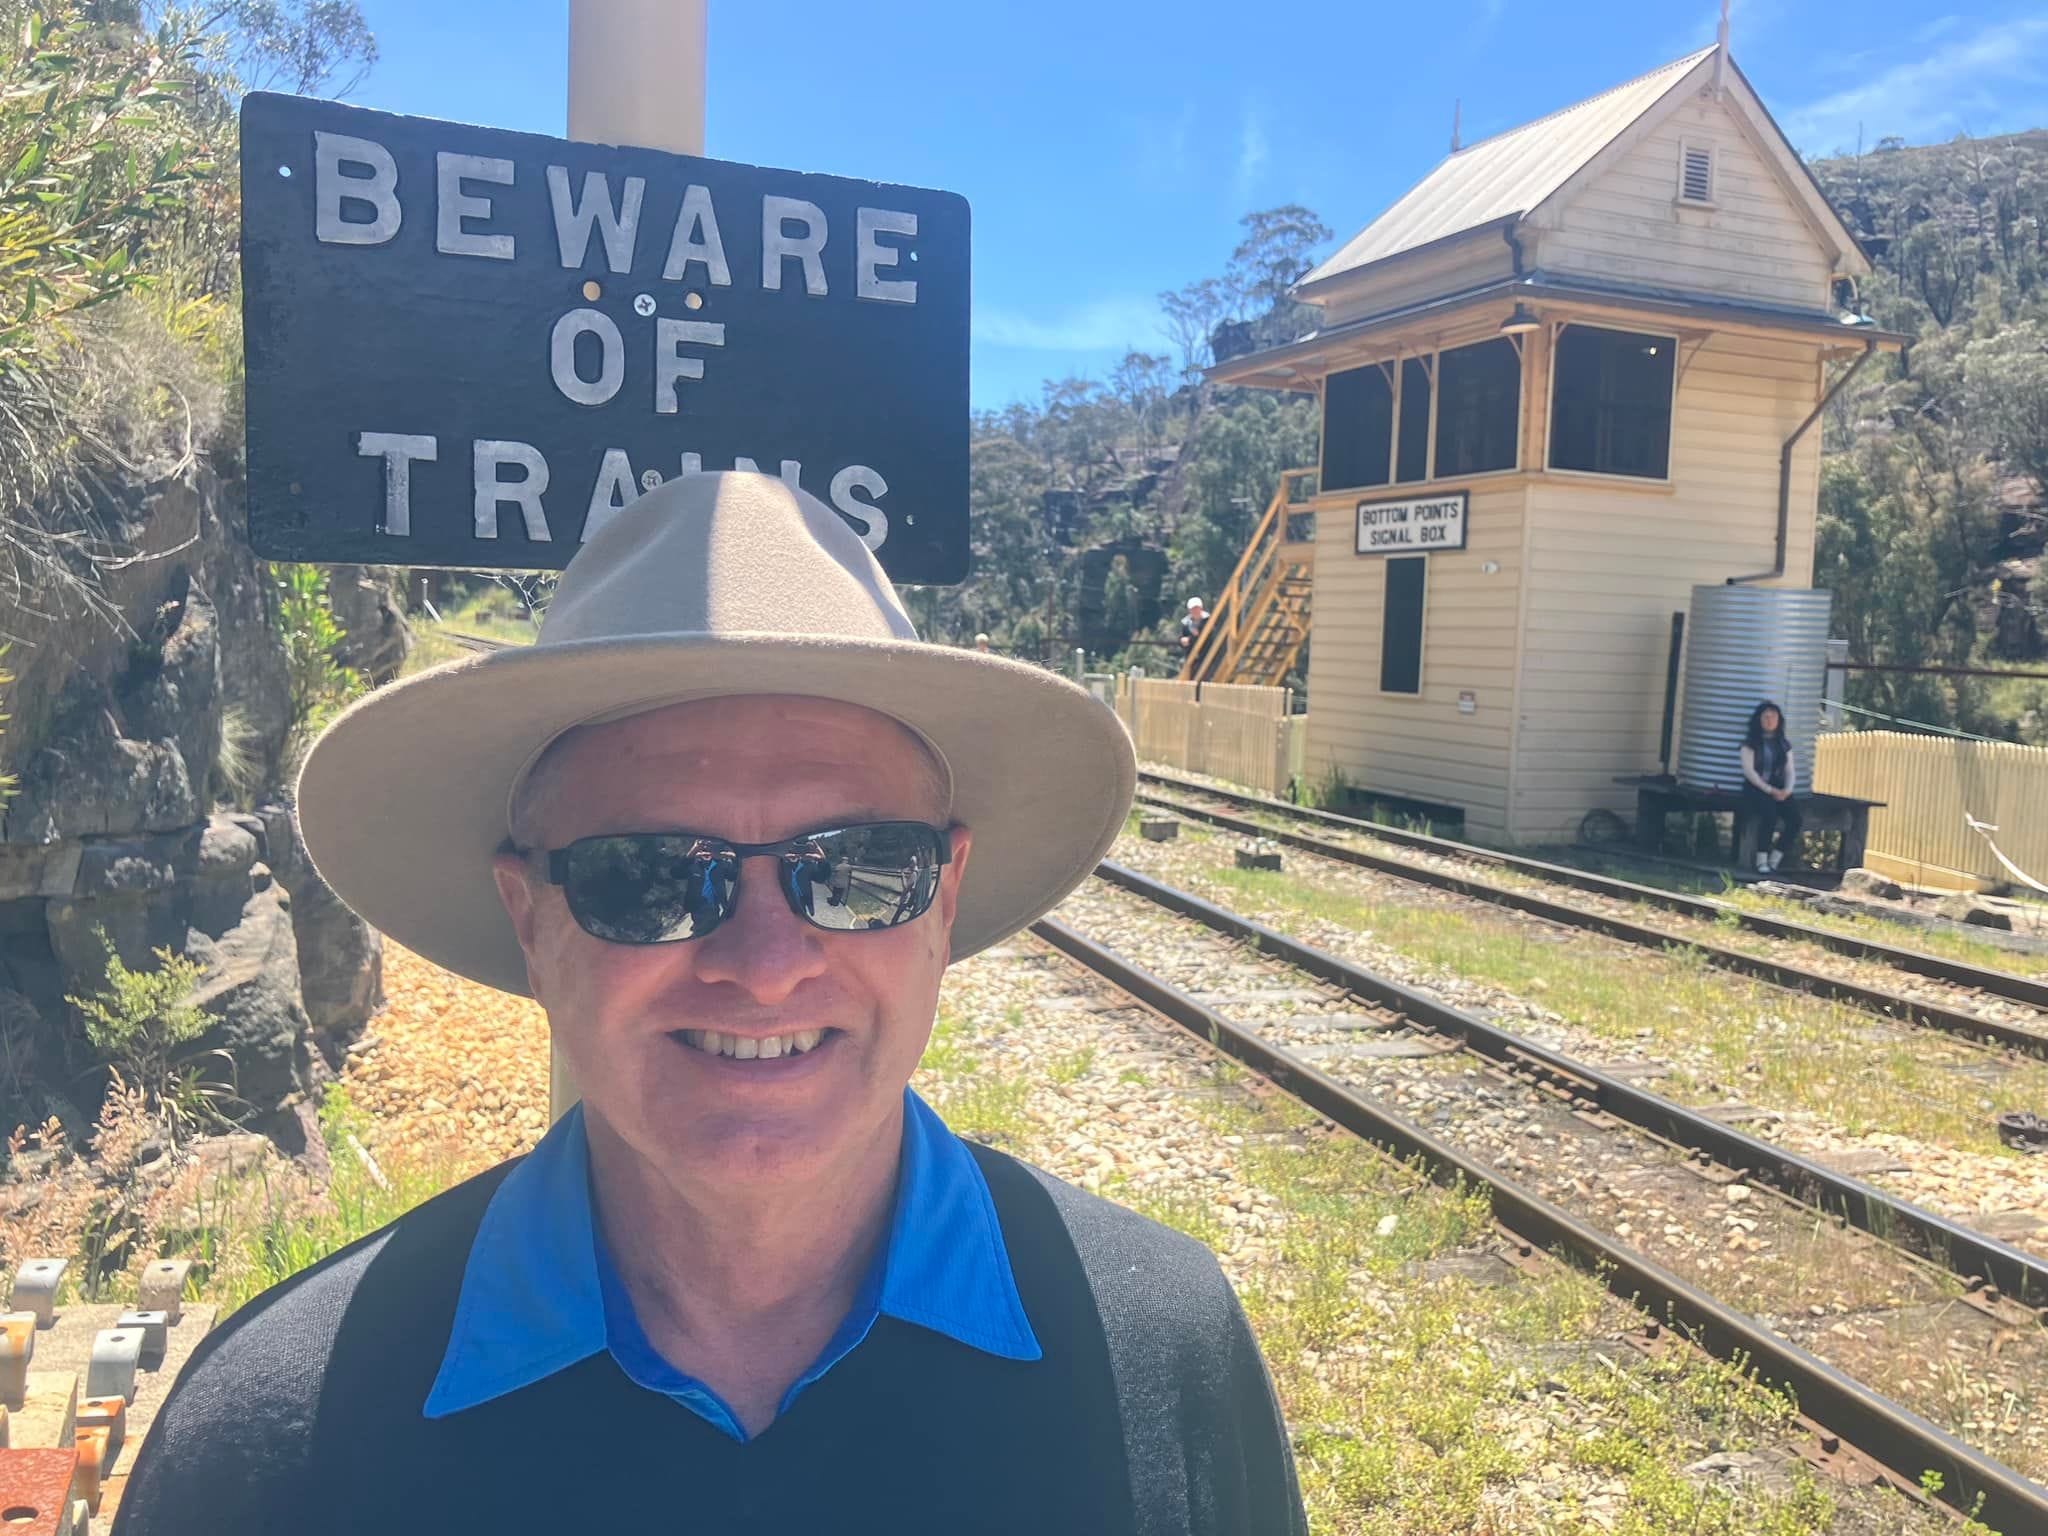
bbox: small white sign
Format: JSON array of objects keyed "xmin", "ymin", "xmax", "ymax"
[{"xmin": 1354, "ymin": 490, "xmax": 1469, "ymax": 556}]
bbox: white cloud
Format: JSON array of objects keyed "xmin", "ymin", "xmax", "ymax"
[
  {"xmin": 975, "ymin": 296, "xmax": 1167, "ymax": 353},
  {"xmin": 1782, "ymin": 15, "xmax": 2048, "ymax": 153},
  {"xmin": 1233, "ymin": 102, "xmax": 1269, "ymax": 204}
]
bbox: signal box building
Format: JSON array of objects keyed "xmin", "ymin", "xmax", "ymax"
[{"xmin": 1198, "ymin": 45, "xmax": 1904, "ymax": 842}]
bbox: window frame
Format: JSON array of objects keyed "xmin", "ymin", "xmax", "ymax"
[
  {"xmin": 1677, "ymin": 141, "xmax": 1716, "ymax": 206},
  {"xmin": 1542, "ymin": 320, "xmax": 1681, "ymax": 485},
  {"xmin": 1377, "ymin": 553, "xmax": 1429, "ymax": 698},
  {"xmin": 1319, "ymin": 338, "xmax": 1525, "ymax": 495}
]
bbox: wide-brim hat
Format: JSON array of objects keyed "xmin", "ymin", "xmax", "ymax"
[{"xmin": 295, "ymin": 472, "xmax": 1136, "ymax": 997}]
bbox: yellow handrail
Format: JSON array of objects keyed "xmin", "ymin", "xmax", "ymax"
[{"xmin": 1181, "ymin": 467, "xmax": 1316, "ymax": 682}]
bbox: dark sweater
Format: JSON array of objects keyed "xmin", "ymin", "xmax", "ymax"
[{"xmin": 114, "ymin": 1144, "xmax": 1306, "ymax": 1535}]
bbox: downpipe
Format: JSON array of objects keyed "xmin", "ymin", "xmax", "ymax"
[{"xmin": 1728, "ymin": 337, "xmax": 1878, "ymax": 585}]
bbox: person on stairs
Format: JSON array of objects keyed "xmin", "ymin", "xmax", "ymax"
[{"xmin": 1739, "ymin": 700, "xmax": 1800, "ymax": 874}]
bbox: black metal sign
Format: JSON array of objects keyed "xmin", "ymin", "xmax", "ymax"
[{"xmin": 239, "ymin": 92, "xmax": 971, "ymax": 583}]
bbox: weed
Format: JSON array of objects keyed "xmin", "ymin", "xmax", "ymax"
[
  {"xmin": 211, "ymin": 702, "xmax": 267, "ymax": 807},
  {"xmin": 935, "ymin": 1073, "xmax": 1031, "ymax": 1147},
  {"xmin": 65, "ymin": 930, "xmax": 239, "ymax": 1146},
  {"xmin": 1048, "ymin": 1048, "xmax": 1095, "ymax": 1085},
  {"xmin": 918, "ymin": 1012, "xmax": 980, "ymax": 1076}
]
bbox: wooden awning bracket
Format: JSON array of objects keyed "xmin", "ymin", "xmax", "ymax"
[{"xmin": 1675, "ymin": 330, "xmax": 1712, "ymax": 387}]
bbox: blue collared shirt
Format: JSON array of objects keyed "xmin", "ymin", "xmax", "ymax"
[{"xmin": 423, "ymin": 1088, "xmax": 1041, "ymax": 1441}]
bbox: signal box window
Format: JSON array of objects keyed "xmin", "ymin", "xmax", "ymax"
[
  {"xmin": 1323, "ymin": 363, "xmax": 1393, "ymax": 491},
  {"xmin": 1548, "ymin": 324, "xmax": 1676, "ymax": 479},
  {"xmin": 1434, "ymin": 339, "xmax": 1519, "ymax": 477},
  {"xmin": 1324, "ymin": 340, "xmax": 1522, "ymax": 490},
  {"xmin": 1379, "ymin": 555, "xmax": 1426, "ymax": 696}
]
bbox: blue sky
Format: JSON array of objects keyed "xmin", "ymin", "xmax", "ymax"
[{"xmin": 349, "ymin": 1, "xmax": 2048, "ymax": 410}]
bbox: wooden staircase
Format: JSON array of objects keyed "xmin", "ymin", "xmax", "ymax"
[{"xmin": 1180, "ymin": 468, "xmax": 1317, "ymax": 687}]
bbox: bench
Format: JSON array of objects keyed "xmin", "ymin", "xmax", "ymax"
[{"xmin": 1614, "ymin": 775, "xmax": 1884, "ymax": 875}]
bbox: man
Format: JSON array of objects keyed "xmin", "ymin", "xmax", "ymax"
[
  {"xmin": 117, "ymin": 474, "xmax": 1305, "ymax": 1535},
  {"xmin": 1179, "ymin": 595, "xmax": 1208, "ymax": 658}
]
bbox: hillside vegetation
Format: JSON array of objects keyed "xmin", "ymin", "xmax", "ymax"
[{"xmin": 1810, "ymin": 130, "xmax": 2048, "ymax": 740}]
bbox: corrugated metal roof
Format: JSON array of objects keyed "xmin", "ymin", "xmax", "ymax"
[{"xmin": 1300, "ymin": 47, "xmax": 1716, "ymax": 289}]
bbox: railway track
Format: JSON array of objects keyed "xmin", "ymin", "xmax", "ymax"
[
  {"xmin": 1031, "ymin": 875, "xmax": 2048, "ymax": 1532},
  {"xmin": 1137, "ymin": 769, "xmax": 2048, "ymax": 1058},
  {"xmin": 1087, "ymin": 858, "xmax": 2048, "ymax": 1308}
]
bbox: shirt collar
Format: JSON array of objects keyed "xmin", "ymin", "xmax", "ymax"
[{"xmin": 424, "ymin": 1088, "xmax": 1039, "ymax": 1419}]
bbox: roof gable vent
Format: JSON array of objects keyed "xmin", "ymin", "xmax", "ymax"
[{"xmin": 1680, "ymin": 145, "xmax": 1714, "ymax": 204}]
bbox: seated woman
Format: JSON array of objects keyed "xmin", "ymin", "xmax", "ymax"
[{"xmin": 1738, "ymin": 701, "xmax": 1800, "ymax": 873}]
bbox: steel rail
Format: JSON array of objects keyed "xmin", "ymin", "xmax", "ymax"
[
  {"xmin": 1136, "ymin": 775, "xmax": 2048, "ymax": 1056},
  {"xmin": 1030, "ymin": 913, "xmax": 2048, "ymax": 1533},
  {"xmin": 1137, "ymin": 768, "xmax": 2048, "ymax": 1011},
  {"xmin": 1091, "ymin": 859, "xmax": 2048, "ymax": 1311}
]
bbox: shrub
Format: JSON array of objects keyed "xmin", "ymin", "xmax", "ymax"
[
  {"xmin": 65, "ymin": 930, "xmax": 237, "ymax": 1145},
  {"xmin": 211, "ymin": 701, "xmax": 266, "ymax": 807},
  {"xmin": 1308, "ymin": 762, "xmax": 1351, "ymax": 811},
  {"xmin": 274, "ymin": 563, "xmax": 363, "ymax": 764}
]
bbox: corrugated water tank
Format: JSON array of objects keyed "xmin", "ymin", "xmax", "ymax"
[{"xmin": 1675, "ymin": 585, "xmax": 1833, "ymax": 794}]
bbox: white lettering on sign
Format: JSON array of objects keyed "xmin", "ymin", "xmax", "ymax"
[
  {"xmin": 582, "ymin": 448, "xmax": 641, "ymax": 542},
  {"xmin": 1353, "ymin": 492, "xmax": 1469, "ymax": 557},
  {"xmin": 663, "ymin": 184, "xmax": 731, "ymax": 286},
  {"xmin": 856, "ymin": 208, "xmax": 917, "ymax": 304},
  {"xmin": 356, "ymin": 432, "xmax": 437, "ymax": 536},
  {"xmin": 474, "ymin": 440, "xmax": 552, "ymax": 540},
  {"xmin": 547, "ymin": 166, "xmax": 645, "ymax": 272},
  {"xmin": 436, "ymin": 153, "xmax": 515, "ymax": 260},
  {"xmin": 733, "ymin": 457, "xmax": 805, "ymax": 491},
  {"xmin": 551, "ymin": 308, "xmax": 625, "ymax": 406},
  {"xmin": 353, "ymin": 437, "xmax": 893, "ymax": 547},
  {"xmin": 293, "ymin": 125, "xmax": 935, "ymax": 559},
  {"xmin": 830, "ymin": 464, "xmax": 890, "ymax": 552},
  {"xmin": 654, "ymin": 318, "xmax": 726, "ymax": 414},
  {"xmin": 314, "ymin": 132, "xmax": 400, "ymax": 245},
  {"xmin": 762, "ymin": 196, "xmax": 828, "ymax": 296}
]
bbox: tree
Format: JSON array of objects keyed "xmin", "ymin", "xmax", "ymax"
[
  {"xmin": 1224, "ymin": 205, "xmax": 1332, "ymax": 351},
  {"xmin": 1102, "ymin": 554, "xmax": 1139, "ymax": 650},
  {"xmin": 223, "ymin": 0, "xmax": 377, "ymax": 95},
  {"xmin": 1110, "ymin": 349, "xmax": 1173, "ymax": 452},
  {"xmin": 1172, "ymin": 392, "xmax": 1319, "ymax": 605},
  {"xmin": 1961, "ymin": 320, "xmax": 2048, "ymax": 493},
  {"xmin": 1225, "ymin": 205, "xmax": 1333, "ymax": 318},
  {"xmin": 1158, "ymin": 277, "xmax": 1227, "ymax": 379}
]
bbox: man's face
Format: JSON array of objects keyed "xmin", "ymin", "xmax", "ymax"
[{"xmin": 492, "ymin": 695, "xmax": 971, "ymax": 1191}]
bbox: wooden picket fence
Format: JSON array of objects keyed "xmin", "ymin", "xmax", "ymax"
[
  {"xmin": 1813, "ymin": 730, "xmax": 2048, "ymax": 891},
  {"xmin": 1114, "ymin": 675, "xmax": 1306, "ymax": 798}
]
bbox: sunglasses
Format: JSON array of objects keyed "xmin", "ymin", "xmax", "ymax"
[{"xmin": 537, "ymin": 821, "xmax": 951, "ymax": 945}]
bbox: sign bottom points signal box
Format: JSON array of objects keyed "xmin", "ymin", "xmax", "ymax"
[
  {"xmin": 240, "ymin": 92, "xmax": 970, "ymax": 584},
  {"xmin": 1353, "ymin": 490, "xmax": 1469, "ymax": 556}
]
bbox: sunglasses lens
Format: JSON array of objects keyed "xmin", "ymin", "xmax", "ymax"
[
  {"xmin": 784, "ymin": 824, "xmax": 944, "ymax": 933},
  {"xmin": 560, "ymin": 835, "xmax": 735, "ymax": 944}
]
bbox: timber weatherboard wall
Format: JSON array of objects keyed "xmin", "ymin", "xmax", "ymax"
[
  {"xmin": 1507, "ymin": 326, "xmax": 1828, "ymax": 841},
  {"xmin": 1528, "ymin": 93, "xmax": 1836, "ymax": 311},
  {"xmin": 1304, "ymin": 479, "xmax": 1528, "ymax": 838},
  {"xmin": 1316, "ymin": 235, "xmax": 1520, "ymax": 330}
]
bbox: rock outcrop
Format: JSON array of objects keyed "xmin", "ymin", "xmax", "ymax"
[{"xmin": 0, "ymin": 465, "xmax": 388, "ymax": 1144}]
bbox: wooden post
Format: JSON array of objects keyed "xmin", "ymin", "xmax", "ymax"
[{"xmin": 553, "ymin": 0, "xmax": 709, "ymax": 1122}]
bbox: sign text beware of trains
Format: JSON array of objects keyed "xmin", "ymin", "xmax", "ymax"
[{"xmin": 239, "ymin": 92, "xmax": 970, "ymax": 583}]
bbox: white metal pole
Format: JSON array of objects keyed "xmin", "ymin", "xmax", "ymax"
[
  {"xmin": 569, "ymin": 0, "xmax": 706, "ymax": 154},
  {"xmin": 553, "ymin": 0, "xmax": 707, "ymax": 1120}
]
